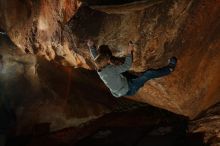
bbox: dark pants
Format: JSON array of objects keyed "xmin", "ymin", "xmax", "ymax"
[{"xmin": 125, "ymin": 66, "xmax": 171, "ymax": 96}]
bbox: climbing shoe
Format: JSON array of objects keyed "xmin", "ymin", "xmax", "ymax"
[{"xmin": 168, "ymin": 57, "xmax": 177, "ymax": 71}]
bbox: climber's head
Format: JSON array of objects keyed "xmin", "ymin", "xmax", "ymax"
[
  {"xmin": 94, "ymin": 53, "xmax": 110, "ymax": 69},
  {"xmin": 94, "ymin": 45, "xmax": 112, "ymax": 69},
  {"xmin": 98, "ymin": 45, "xmax": 124, "ymax": 65},
  {"xmin": 98, "ymin": 45, "xmax": 112, "ymax": 57}
]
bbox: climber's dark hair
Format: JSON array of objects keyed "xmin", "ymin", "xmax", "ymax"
[
  {"xmin": 98, "ymin": 45, "xmax": 112, "ymax": 57},
  {"xmin": 98, "ymin": 45, "xmax": 124, "ymax": 65}
]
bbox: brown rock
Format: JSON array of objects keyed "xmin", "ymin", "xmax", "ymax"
[
  {"xmin": 126, "ymin": 0, "xmax": 220, "ymax": 119},
  {"xmin": 0, "ymin": 35, "xmax": 115, "ymax": 134},
  {"xmin": 190, "ymin": 103, "xmax": 220, "ymax": 146},
  {"xmin": 67, "ymin": 0, "xmax": 220, "ymax": 119},
  {"xmin": 0, "ymin": 0, "xmax": 86, "ymax": 67},
  {"xmin": 0, "ymin": 0, "xmax": 220, "ymax": 134}
]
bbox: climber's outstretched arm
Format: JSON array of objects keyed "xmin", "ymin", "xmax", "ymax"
[{"xmin": 87, "ymin": 40, "xmax": 98, "ymax": 60}]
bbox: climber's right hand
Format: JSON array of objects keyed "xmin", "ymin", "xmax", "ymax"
[{"xmin": 128, "ymin": 41, "xmax": 134, "ymax": 53}]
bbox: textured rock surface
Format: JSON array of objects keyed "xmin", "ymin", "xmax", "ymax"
[
  {"xmin": 27, "ymin": 108, "xmax": 190, "ymax": 146},
  {"xmin": 0, "ymin": 35, "xmax": 116, "ymax": 134},
  {"xmin": 190, "ymin": 103, "xmax": 220, "ymax": 146},
  {"xmin": 0, "ymin": 0, "xmax": 86, "ymax": 67},
  {"xmin": 0, "ymin": 0, "xmax": 220, "ymax": 143},
  {"xmin": 127, "ymin": 0, "xmax": 220, "ymax": 118},
  {"xmin": 1, "ymin": 0, "xmax": 219, "ymax": 118}
]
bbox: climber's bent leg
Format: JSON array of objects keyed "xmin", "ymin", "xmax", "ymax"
[{"xmin": 125, "ymin": 66, "xmax": 171, "ymax": 96}]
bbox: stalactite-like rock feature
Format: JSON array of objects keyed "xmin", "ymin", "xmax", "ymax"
[
  {"xmin": 0, "ymin": 0, "xmax": 87, "ymax": 67},
  {"xmin": 91, "ymin": 0, "xmax": 163, "ymax": 14}
]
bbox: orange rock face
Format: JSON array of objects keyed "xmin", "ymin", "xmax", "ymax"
[
  {"xmin": 0, "ymin": 0, "xmax": 86, "ymax": 67},
  {"xmin": 126, "ymin": 0, "xmax": 220, "ymax": 119},
  {"xmin": 0, "ymin": 0, "xmax": 220, "ymax": 136}
]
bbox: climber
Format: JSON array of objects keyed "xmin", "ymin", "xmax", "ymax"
[{"xmin": 87, "ymin": 40, "xmax": 177, "ymax": 97}]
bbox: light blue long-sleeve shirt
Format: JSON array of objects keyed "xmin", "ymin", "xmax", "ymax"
[
  {"xmin": 90, "ymin": 47, "xmax": 98, "ymax": 59},
  {"xmin": 90, "ymin": 47, "xmax": 132, "ymax": 97}
]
